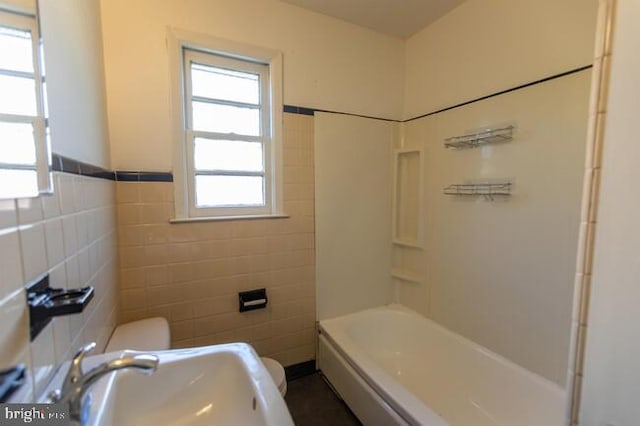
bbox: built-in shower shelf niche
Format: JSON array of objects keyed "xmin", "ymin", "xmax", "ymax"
[
  {"xmin": 443, "ymin": 182, "xmax": 512, "ymax": 201},
  {"xmin": 390, "ymin": 269, "xmax": 423, "ymax": 284},
  {"xmin": 444, "ymin": 125, "xmax": 515, "ymax": 149},
  {"xmin": 392, "ymin": 148, "xmax": 424, "ymax": 248}
]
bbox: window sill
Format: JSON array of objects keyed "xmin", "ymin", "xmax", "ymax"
[{"xmin": 169, "ymin": 213, "xmax": 290, "ymax": 224}]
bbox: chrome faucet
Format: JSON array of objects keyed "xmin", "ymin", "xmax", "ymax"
[{"xmin": 50, "ymin": 342, "xmax": 159, "ymax": 425}]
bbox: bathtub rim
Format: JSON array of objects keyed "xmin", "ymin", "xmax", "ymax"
[
  {"xmin": 321, "ymin": 304, "xmax": 565, "ymax": 394},
  {"xmin": 319, "ymin": 325, "xmax": 448, "ymax": 426},
  {"xmin": 318, "ymin": 333, "xmax": 415, "ymax": 426},
  {"xmin": 319, "ymin": 304, "xmax": 566, "ymax": 425}
]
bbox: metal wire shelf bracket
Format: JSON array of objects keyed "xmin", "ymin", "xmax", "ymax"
[
  {"xmin": 444, "ymin": 125, "xmax": 515, "ymax": 149},
  {"xmin": 443, "ymin": 182, "xmax": 512, "ymax": 201}
]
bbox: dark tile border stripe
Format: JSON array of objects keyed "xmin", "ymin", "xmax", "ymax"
[
  {"xmin": 285, "ymin": 359, "xmax": 317, "ymax": 381},
  {"xmin": 115, "ymin": 171, "xmax": 173, "ymax": 182},
  {"xmin": 51, "ymin": 154, "xmax": 174, "ymax": 182},
  {"xmin": 284, "ymin": 104, "xmax": 399, "ymax": 123},
  {"xmin": 52, "ymin": 154, "xmax": 115, "ymax": 180},
  {"xmin": 284, "ymin": 105, "xmax": 315, "ymax": 116}
]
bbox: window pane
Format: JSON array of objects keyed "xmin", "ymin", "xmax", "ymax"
[
  {"xmin": 192, "ymin": 102, "xmax": 260, "ymax": 136},
  {"xmin": 0, "ymin": 169, "xmax": 38, "ymax": 198},
  {"xmin": 191, "ymin": 63, "xmax": 259, "ymax": 105},
  {"xmin": 0, "ymin": 74, "xmax": 36, "ymax": 115},
  {"xmin": 0, "ymin": 26, "xmax": 33, "ymax": 73},
  {"xmin": 0, "ymin": 121, "xmax": 36, "ymax": 165},
  {"xmin": 194, "ymin": 138, "xmax": 263, "ymax": 172},
  {"xmin": 196, "ymin": 175, "xmax": 264, "ymax": 207}
]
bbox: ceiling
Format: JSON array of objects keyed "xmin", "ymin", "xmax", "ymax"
[{"xmin": 280, "ymin": 0, "xmax": 466, "ymax": 39}]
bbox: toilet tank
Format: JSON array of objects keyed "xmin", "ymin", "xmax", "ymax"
[{"xmin": 105, "ymin": 317, "xmax": 170, "ymax": 352}]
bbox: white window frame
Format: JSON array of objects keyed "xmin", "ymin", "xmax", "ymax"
[
  {"xmin": 0, "ymin": 5, "xmax": 50, "ymax": 198},
  {"xmin": 168, "ymin": 29, "xmax": 284, "ymax": 221}
]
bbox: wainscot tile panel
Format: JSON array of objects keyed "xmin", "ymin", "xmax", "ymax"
[
  {"xmin": 0, "ymin": 171, "xmax": 118, "ymax": 401},
  {"xmin": 116, "ymin": 113, "xmax": 316, "ymax": 366}
]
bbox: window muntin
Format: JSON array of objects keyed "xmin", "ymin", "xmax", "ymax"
[
  {"xmin": 0, "ymin": 8, "xmax": 47, "ymax": 199},
  {"xmin": 183, "ymin": 49, "xmax": 271, "ymax": 215}
]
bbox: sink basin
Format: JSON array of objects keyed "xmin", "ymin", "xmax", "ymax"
[{"xmin": 46, "ymin": 343, "xmax": 294, "ymax": 426}]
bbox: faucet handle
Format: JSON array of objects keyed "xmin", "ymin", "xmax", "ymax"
[{"xmin": 52, "ymin": 342, "xmax": 97, "ymax": 404}]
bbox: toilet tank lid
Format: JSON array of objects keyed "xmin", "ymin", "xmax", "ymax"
[{"xmin": 105, "ymin": 317, "xmax": 170, "ymax": 352}]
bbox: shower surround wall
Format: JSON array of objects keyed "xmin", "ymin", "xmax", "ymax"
[
  {"xmin": 396, "ymin": 0, "xmax": 598, "ymax": 386},
  {"xmin": 396, "ymin": 71, "xmax": 591, "ymax": 386},
  {"xmin": 116, "ymin": 113, "xmax": 315, "ymax": 366}
]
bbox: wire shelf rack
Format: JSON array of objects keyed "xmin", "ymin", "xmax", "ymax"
[
  {"xmin": 444, "ymin": 125, "xmax": 515, "ymax": 149},
  {"xmin": 443, "ymin": 182, "xmax": 512, "ymax": 200}
]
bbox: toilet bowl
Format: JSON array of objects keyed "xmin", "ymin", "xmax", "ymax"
[
  {"xmin": 261, "ymin": 357, "xmax": 287, "ymax": 397},
  {"xmin": 105, "ymin": 317, "xmax": 170, "ymax": 352}
]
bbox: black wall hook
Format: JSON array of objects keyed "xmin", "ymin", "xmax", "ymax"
[{"xmin": 27, "ymin": 274, "xmax": 94, "ymax": 341}]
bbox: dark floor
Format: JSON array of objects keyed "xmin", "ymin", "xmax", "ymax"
[{"xmin": 285, "ymin": 372, "xmax": 362, "ymax": 426}]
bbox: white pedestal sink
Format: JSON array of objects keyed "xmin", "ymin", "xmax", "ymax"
[{"xmin": 44, "ymin": 343, "xmax": 294, "ymax": 426}]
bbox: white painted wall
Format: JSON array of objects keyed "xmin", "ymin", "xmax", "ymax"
[
  {"xmin": 397, "ymin": 70, "xmax": 591, "ymax": 385},
  {"xmin": 581, "ymin": 0, "xmax": 640, "ymax": 423},
  {"xmin": 315, "ymin": 113, "xmax": 395, "ymax": 320},
  {"xmin": 99, "ymin": 0, "xmax": 405, "ymax": 171},
  {"xmin": 39, "ymin": 0, "xmax": 110, "ymax": 168},
  {"xmin": 404, "ymin": 0, "xmax": 598, "ymax": 118}
]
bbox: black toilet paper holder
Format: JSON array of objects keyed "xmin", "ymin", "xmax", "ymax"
[{"xmin": 239, "ymin": 288, "xmax": 268, "ymax": 312}]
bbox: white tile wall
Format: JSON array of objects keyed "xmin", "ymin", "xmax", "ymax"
[{"xmin": 0, "ymin": 171, "xmax": 118, "ymax": 401}]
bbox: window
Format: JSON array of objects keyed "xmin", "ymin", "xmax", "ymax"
[
  {"xmin": 0, "ymin": 7, "xmax": 49, "ymax": 199},
  {"xmin": 170, "ymin": 31, "xmax": 283, "ymax": 220}
]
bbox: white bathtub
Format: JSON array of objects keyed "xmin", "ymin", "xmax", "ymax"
[{"xmin": 318, "ymin": 304, "xmax": 565, "ymax": 426}]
